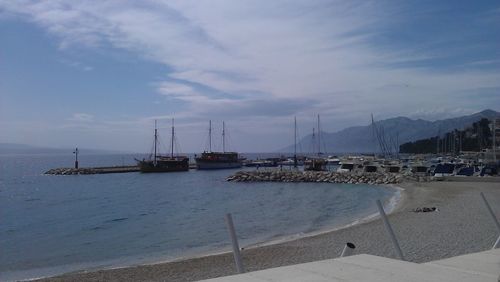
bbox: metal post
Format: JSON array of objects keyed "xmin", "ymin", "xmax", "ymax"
[
  {"xmin": 480, "ymin": 192, "xmax": 500, "ymax": 249},
  {"xmin": 340, "ymin": 242, "xmax": 356, "ymax": 257},
  {"xmin": 376, "ymin": 199, "xmax": 405, "ymax": 260},
  {"xmin": 480, "ymin": 192, "xmax": 500, "ymax": 232},
  {"xmin": 225, "ymin": 213, "xmax": 244, "ymax": 273}
]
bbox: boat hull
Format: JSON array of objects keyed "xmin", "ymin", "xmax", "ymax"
[
  {"xmin": 195, "ymin": 151, "xmax": 242, "ymax": 170},
  {"xmin": 195, "ymin": 161, "xmax": 242, "ymax": 170},
  {"xmin": 137, "ymin": 159, "xmax": 189, "ymax": 173},
  {"xmin": 304, "ymin": 159, "xmax": 327, "ymax": 171}
]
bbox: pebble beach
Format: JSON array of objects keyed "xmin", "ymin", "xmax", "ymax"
[{"xmin": 38, "ymin": 180, "xmax": 500, "ymax": 282}]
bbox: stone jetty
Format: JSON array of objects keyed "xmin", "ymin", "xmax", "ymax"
[
  {"xmin": 227, "ymin": 170, "xmax": 432, "ymax": 184},
  {"xmin": 45, "ymin": 166, "xmax": 140, "ymax": 175}
]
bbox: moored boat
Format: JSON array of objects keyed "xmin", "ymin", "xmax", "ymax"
[
  {"xmin": 304, "ymin": 158, "xmax": 327, "ymax": 171},
  {"xmin": 195, "ymin": 121, "xmax": 242, "ymax": 170},
  {"xmin": 137, "ymin": 156, "xmax": 189, "ymax": 173},
  {"xmin": 337, "ymin": 162, "xmax": 355, "ymax": 173},
  {"xmin": 244, "ymin": 159, "xmax": 279, "ymax": 167},
  {"xmin": 326, "ymin": 156, "xmax": 340, "ymax": 165},
  {"xmin": 433, "ymin": 163, "xmax": 455, "ymax": 177},
  {"xmin": 137, "ymin": 119, "xmax": 189, "ymax": 173},
  {"xmin": 195, "ymin": 151, "xmax": 242, "ymax": 169}
]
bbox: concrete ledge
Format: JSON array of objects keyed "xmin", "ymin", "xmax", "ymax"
[{"xmin": 200, "ymin": 249, "xmax": 500, "ymax": 282}]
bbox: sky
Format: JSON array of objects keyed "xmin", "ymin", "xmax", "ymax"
[{"xmin": 0, "ymin": 0, "xmax": 499, "ymax": 153}]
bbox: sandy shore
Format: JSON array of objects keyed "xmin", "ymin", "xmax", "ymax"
[{"xmin": 38, "ymin": 181, "xmax": 500, "ymax": 282}]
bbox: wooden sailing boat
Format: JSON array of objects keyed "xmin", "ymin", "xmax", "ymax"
[
  {"xmin": 137, "ymin": 119, "xmax": 189, "ymax": 173},
  {"xmin": 195, "ymin": 120, "xmax": 242, "ymax": 170}
]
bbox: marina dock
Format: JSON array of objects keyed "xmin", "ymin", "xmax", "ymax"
[
  {"xmin": 45, "ymin": 166, "xmax": 140, "ymax": 175},
  {"xmin": 45, "ymin": 164, "xmax": 198, "ymax": 175}
]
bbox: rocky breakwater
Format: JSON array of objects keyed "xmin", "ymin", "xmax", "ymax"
[{"xmin": 227, "ymin": 170, "xmax": 432, "ymax": 184}]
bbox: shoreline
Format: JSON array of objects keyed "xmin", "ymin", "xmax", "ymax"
[
  {"xmin": 36, "ymin": 181, "xmax": 500, "ymax": 281},
  {"xmin": 242, "ymin": 184, "xmax": 403, "ymax": 250}
]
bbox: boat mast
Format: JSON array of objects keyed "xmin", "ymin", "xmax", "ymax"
[
  {"xmin": 209, "ymin": 120, "xmax": 212, "ymax": 152},
  {"xmin": 494, "ymin": 119, "xmax": 497, "ymax": 163},
  {"xmin": 171, "ymin": 118, "xmax": 175, "ymax": 158},
  {"xmin": 154, "ymin": 120, "xmax": 158, "ymax": 165},
  {"xmin": 311, "ymin": 127, "xmax": 316, "ymax": 155},
  {"xmin": 222, "ymin": 121, "xmax": 226, "ymax": 153},
  {"xmin": 317, "ymin": 114, "xmax": 321, "ymax": 156},
  {"xmin": 294, "ymin": 116, "xmax": 297, "ymax": 168},
  {"xmin": 436, "ymin": 127, "xmax": 440, "ymax": 154}
]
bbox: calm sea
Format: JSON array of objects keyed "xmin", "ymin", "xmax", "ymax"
[{"xmin": 0, "ymin": 153, "xmax": 396, "ymax": 281}]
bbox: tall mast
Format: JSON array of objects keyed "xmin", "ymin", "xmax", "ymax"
[
  {"xmin": 209, "ymin": 120, "xmax": 212, "ymax": 152},
  {"xmin": 294, "ymin": 116, "xmax": 297, "ymax": 168},
  {"xmin": 452, "ymin": 133, "xmax": 455, "ymax": 154},
  {"xmin": 222, "ymin": 121, "xmax": 226, "ymax": 153},
  {"xmin": 371, "ymin": 113, "xmax": 375, "ymax": 154},
  {"xmin": 311, "ymin": 127, "xmax": 315, "ymax": 155},
  {"xmin": 442, "ymin": 132, "xmax": 445, "ymax": 153},
  {"xmin": 459, "ymin": 130, "xmax": 462, "ymax": 153},
  {"xmin": 154, "ymin": 120, "xmax": 158, "ymax": 165},
  {"xmin": 493, "ymin": 119, "xmax": 497, "ymax": 163},
  {"xmin": 317, "ymin": 114, "xmax": 321, "ymax": 156},
  {"xmin": 451, "ymin": 133, "xmax": 453, "ymax": 154},
  {"xmin": 436, "ymin": 128, "xmax": 440, "ymax": 154},
  {"xmin": 444, "ymin": 133, "xmax": 448, "ymax": 155},
  {"xmin": 171, "ymin": 118, "xmax": 175, "ymax": 158}
]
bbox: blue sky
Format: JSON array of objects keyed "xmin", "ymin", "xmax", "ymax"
[{"xmin": 1, "ymin": 0, "xmax": 499, "ymax": 152}]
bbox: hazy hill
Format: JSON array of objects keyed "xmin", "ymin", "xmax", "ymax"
[{"xmin": 282, "ymin": 109, "xmax": 500, "ymax": 153}]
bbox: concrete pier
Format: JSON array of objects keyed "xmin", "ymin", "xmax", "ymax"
[{"xmin": 45, "ymin": 165, "xmax": 140, "ymax": 175}]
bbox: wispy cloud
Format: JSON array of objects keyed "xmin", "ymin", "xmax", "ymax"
[
  {"xmin": 68, "ymin": 113, "xmax": 94, "ymax": 122},
  {"xmin": 59, "ymin": 59, "xmax": 94, "ymax": 71},
  {"xmin": 1, "ymin": 0, "xmax": 499, "ymax": 151}
]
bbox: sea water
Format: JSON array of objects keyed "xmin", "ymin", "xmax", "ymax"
[{"xmin": 0, "ymin": 154, "xmax": 396, "ymax": 281}]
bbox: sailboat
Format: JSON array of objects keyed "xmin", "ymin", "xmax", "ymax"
[
  {"xmin": 137, "ymin": 119, "xmax": 189, "ymax": 173},
  {"xmin": 279, "ymin": 116, "xmax": 304, "ymax": 167},
  {"xmin": 195, "ymin": 121, "xmax": 242, "ymax": 170},
  {"xmin": 305, "ymin": 114, "xmax": 327, "ymax": 171}
]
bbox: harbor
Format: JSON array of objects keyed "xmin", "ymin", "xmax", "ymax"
[
  {"xmin": 43, "ymin": 151, "xmax": 500, "ymax": 180},
  {"xmin": 41, "ymin": 114, "xmax": 500, "ymax": 182},
  {"xmin": 21, "ymin": 115, "xmax": 500, "ymax": 281}
]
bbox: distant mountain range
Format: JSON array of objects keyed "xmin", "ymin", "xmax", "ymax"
[
  {"xmin": 0, "ymin": 143, "xmax": 129, "ymax": 155},
  {"xmin": 282, "ymin": 109, "xmax": 500, "ymax": 153}
]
